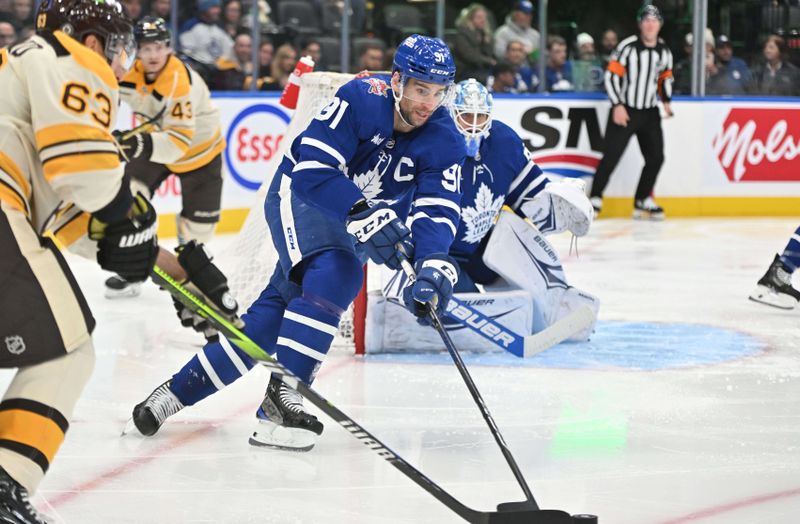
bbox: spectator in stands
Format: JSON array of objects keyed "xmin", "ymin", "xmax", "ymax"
[
  {"xmin": 504, "ymin": 39, "xmax": 538, "ymax": 91},
  {"xmin": 0, "ymin": 20, "xmax": 15, "ymax": 47},
  {"xmin": 494, "ymin": 0, "xmax": 540, "ymax": 61},
  {"xmin": 148, "ymin": 0, "xmax": 172, "ymax": 21},
  {"xmin": 714, "ymin": 35, "xmax": 753, "ymax": 94},
  {"xmin": 213, "ymin": 30, "xmax": 253, "ymax": 90},
  {"xmin": 180, "ymin": 0, "xmax": 234, "ymax": 67},
  {"xmin": 674, "ymin": 29, "xmax": 714, "ymax": 94},
  {"xmin": 573, "ymin": 32, "xmax": 603, "ymax": 92},
  {"xmin": 258, "ymin": 40, "xmax": 274, "ymax": 77},
  {"xmin": 545, "ymin": 35, "xmax": 574, "ymax": 92},
  {"xmin": 599, "ymin": 28, "xmax": 619, "ymax": 69},
  {"xmin": 300, "ymin": 38, "xmax": 326, "ymax": 71},
  {"xmin": 9, "ymin": 0, "xmax": 32, "ymax": 28},
  {"xmin": 358, "ymin": 43, "xmax": 384, "ymax": 72},
  {"xmin": 260, "ymin": 42, "xmax": 296, "ymax": 91},
  {"xmin": 487, "ymin": 61, "xmax": 524, "ymax": 93},
  {"xmin": 313, "ymin": 0, "xmax": 365, "ymax": 34},
  {"xmin": 121, "ymin": 0, "xmax": 142, "ymax": 20},
  {"xmin": 751, "ymin": 34, "xmax": 800, "ymax": 96},
  {"xmin": 221, "ymin": 0, "xmax": 242, "ymax": 39},
  {"xmin": 453, "ymin": 3, "xmax": 495, "ymax": 84}
]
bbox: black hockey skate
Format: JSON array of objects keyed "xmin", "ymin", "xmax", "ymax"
[
  {"xmin": 632, "ymin": 197, "xmax": 665, "ymax": 221},
  {"xmin": 0, "ymin": 467, "xmax": 47, "ymax": 524},
  {"xmin": 749, "ymin": 254, "xmax": 800, "ymax": 310},
  {"xmin": 249, "ymin": 374, "xmax": 323, "ymax": 452},
  {"xmin": 104, "ymin": 275, "xmax": 142, "ymax": 299},
  {"xmin": 130, "ymin": 381, "xmax": 185, "ymax": 436}
]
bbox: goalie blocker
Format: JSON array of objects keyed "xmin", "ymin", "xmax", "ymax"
[{"xmin": 369, "ymin": 209, "xmax": 599, "ymax": 353}]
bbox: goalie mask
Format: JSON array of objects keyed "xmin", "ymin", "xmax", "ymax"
[{"xmin": 450, "ymin": 78, "xmax": 493, "ymax": 158}]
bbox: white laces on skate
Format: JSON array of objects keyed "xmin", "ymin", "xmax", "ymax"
[
  {"xmin": 146, "ymin": 384, "xmax": 184, "ymax": 423},
  {"xmin": 278, "ymin": 383, "xmax": 305, "ymax": 414}
]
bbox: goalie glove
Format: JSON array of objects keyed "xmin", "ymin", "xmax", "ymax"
[
  {"xmin": 113, "ymin": 129, "xmax": 153, "ymax": 162},
  {"xmin": 89, "ymin": 193, "xmax": 158, "ymax": 282},
  {"xmin": 520, "ymin": 179, "xmax": 593, "ymax": 237},
  {"xmin": 402, "ymin": 254, "xmax": 459, "ymax": 326},
  {"xmin": 346, "ymin": 200, "xmax": 414, "ymax": 270},
  {"xmin": 174, "ymin": 241, "xmax": 242, "ymax": 340}
]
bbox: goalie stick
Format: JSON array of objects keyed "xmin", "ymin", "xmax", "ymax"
[
  {"xmin": 447, "ymin": 296, "xmax": 596, "ymax": 358},
  {"xmin": 150, "ymin": 264, "xmax": 575, "ymax": 524}
]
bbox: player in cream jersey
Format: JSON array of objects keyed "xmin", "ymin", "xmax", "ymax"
[
  {"xmin": 109, "ymin": 16, "xmax": 226, "ymax": 298},
  {"xmin": 0, "ymin": 1, "xmax": 157, "ymax": 522}
]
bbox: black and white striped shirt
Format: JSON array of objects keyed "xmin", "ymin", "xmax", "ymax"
[{"xmin": 605, "ymin": 35, "xmax": 673, "ymax": 109}]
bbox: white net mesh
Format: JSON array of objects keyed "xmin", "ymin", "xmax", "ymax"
[{"xmin": 223, "ymin": 72, "xmax": 359, "ymax": 350}]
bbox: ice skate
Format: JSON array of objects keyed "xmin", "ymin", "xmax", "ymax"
[
  {"xmin": 104, "ymin": 275, "xmax": 142, "ymax": 299},
  {"xmin": 749, "ymin": 254, "xmax": 800, "ymax": 310},
  {"xmin": 0, "ymin": 467, "xmax": 47, "ymax": 524},
  {"xmin": 632, "ymin": 197, "xmax": 665, "ymax": 221},
  {"xmin": 249, "ymin": 374, "xmax": 323, "ymax": 452},
  {"xmin": 129, "ymin": 381, "xmax": 185, "ymax": 436}
]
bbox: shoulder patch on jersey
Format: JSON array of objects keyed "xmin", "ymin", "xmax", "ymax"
[{"xmin": 362, "ymin": 77, "xmax": 390, "ymax": 97}]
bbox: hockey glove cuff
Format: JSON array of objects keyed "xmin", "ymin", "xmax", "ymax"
[
  {"xmin": 175, "ymin": 241, "xmax": 242, "ymax": 327},
  {"xmin": 89, "ymin": 192, "xmax": 158, "ymax": 283},
  {"xmin": 402, "ymin": 254, "xmax": 459, "ymax": 325},
  {"xmin": 346, "ymin": 200, "xmax": 414, "ymax": 270}
]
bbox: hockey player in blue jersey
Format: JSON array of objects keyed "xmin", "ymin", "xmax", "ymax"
[
  {"xmin": 128, "ymin": 35, "xmax": 466, "ymax": 450},
  {"xmin": 749, "ymin": 226, "xmax": 800, "ymax": 309},
  {"xmin": 444, "ymin": 79, "xmax": 599, "ymax": 339}
]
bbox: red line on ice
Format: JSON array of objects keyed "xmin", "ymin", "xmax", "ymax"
[{"xmin": 660, "ymin": 486, "xmax": 800, "ymax": 523}]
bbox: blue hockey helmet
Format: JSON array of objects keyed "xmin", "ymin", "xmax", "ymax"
[
  {"xmin": 449, "ymin": 79, "xmax": 493, "ymax": 157},
  {"xmin": 392, "ymin": 34, "xmax": 456, "ymax": 86}
]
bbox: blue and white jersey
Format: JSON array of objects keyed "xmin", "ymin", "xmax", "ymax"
[
  {"xmin": 279, "ymin": 74, "xmax": 466, "ymax": 260},
  {"xmin": 450, "ymin": 120, "xmax": 550, "ymax": 258}
]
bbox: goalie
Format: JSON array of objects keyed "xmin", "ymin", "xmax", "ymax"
[{"xmin": 421, "ymin": 78, "xmax": 599, "ymax": 342}]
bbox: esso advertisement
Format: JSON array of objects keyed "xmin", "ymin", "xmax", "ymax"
[
  {"xmin": 713, "ymin": 108, "xmax": 800, "ymax": 183},
  {"xmin": 224, "ymin": 103, "xmax": 291, "ymax": 191}
]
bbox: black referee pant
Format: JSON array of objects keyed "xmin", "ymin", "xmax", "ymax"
[{"xmin": 590, "ymin": 106, "xmax": 664, "ymax": 201}]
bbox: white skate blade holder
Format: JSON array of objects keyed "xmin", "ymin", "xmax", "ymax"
[
  {"xmin": 749, "ymin": 285, "xmax": 798, "ymax": 310},
  {"xmin": 249, "ymin": 419, "xmax": 318, "ymax": 452}
]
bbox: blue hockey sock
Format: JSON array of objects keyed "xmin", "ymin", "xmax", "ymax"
[
  {"xmin": 779, "ymin": 226, "xmax": 800, "ymax": 272},
  {"xmin": 276, "ymin": 250, "xmax": 363, "ymax": 384},
  {"xmin": 170, "ymin": 281, "xmax": 289, "ymax": 406}
]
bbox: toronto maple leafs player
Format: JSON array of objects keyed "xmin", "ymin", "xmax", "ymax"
[
  {"xmin": 446, "ymin": 78, "xmax": 599, "ymax": 339},
  {"xmin": 749, "ymin": 226, "xmax": 800, "ymax": 309},
  {"xmin": 127, "ymin": 35, "xmax": 466, "ymax": 450}
]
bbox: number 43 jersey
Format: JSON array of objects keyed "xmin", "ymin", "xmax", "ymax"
[
  {"xmin": 0, "ymin": 31, "xmax": 124, "ymax": 231},
  {"xmin": 279, "ymin": 73, "xmax": 467, "ymax": 261}
]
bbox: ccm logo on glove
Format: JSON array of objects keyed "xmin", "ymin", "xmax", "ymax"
[{"xmin": 347, "ymin": 208, "xmax": 395, "ymax": 242}]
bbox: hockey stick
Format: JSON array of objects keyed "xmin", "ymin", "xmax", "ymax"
[
  {"xmin": 150, "ymin": 265, "xmax": 573, "ymax": 524},
  {"xmin": 400, "ymin": 260, "xmax": 540, "ymax": 512},
  {"xmin": 446, "ymin": 296, "xmax": 595, "ymax": 358}
]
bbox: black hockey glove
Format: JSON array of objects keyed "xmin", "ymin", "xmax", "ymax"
[
  {"xmin": 89, "ymin": 193, "xmax": 159, "ymax": 283},
  {"xmin": 174, "ymin": 241, "xmax": 242, "ymax": 341},
  {"xmin": 113, "ymin": 130, "xmax": 153, "ymax": 162},
  {"xmin": 346, "ymin": 200, "xmax": 414, "ymax": 270},
  {"xmin": 402, "ymin": 254, "xmax": 459, "ymax": 326}
]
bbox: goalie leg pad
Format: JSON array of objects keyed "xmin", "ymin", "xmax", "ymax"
[
  {"xmin": 520, "ymin": 178, "xmax": 593, "ymax": 237},
  {"xmin": 483, "ymin": 210, "xmax": 577, "ymax": 334},
  {"xmin": 554, "ymin": 287, "xmax": 600, "ymax": 341}
]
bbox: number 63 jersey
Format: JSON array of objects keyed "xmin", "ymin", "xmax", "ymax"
[
  {"xmin": 274, "ymin": 73, "xmax": 466, "ymax": 262},
  {"xmin": 0, "ymin": 31, "xmax": 124, "ymax": 231}
]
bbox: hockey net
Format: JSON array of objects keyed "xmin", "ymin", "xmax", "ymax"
[{"xmin": 223, "ymin": 71, "xmax": 368, "ymax": 353}]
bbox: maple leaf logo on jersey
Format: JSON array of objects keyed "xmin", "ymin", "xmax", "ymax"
[
  {"xmin": 352, "ymin": 167, "xmax": 384, "ymax": 200},
  {"xmin": 362, "ymin": 77, "xmax": 390, "ymax": 98},
  {"xmin": 460, "ymin": 183, "xmax": 505, "ymax": 244}
]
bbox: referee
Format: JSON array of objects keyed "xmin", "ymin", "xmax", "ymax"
[{"xmin": 589, "ymin": 4, "xmax": 673, "ymax": 220}]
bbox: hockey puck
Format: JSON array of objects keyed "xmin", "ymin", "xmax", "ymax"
[{"xmin": 571, "ymin": 515, "xmax": 598, "ymax": 523}]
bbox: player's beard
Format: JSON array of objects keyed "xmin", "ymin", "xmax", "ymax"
[{"xmin": 399, "ymin": 99, "xmax": 432, "ymax": 128}]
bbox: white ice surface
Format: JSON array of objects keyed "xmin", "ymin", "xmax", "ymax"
[{"xmin": 7, "ymin": 218, "xmax": 800, "ymax": 524}]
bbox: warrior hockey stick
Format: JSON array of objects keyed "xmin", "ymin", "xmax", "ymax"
[
  {"xmin": 401, "ymin": 260, "xmax": 540, "ymax": 512},
  {"xmin": 150, "ymin": 265, "xmax": 573, "ymax": 524}
]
